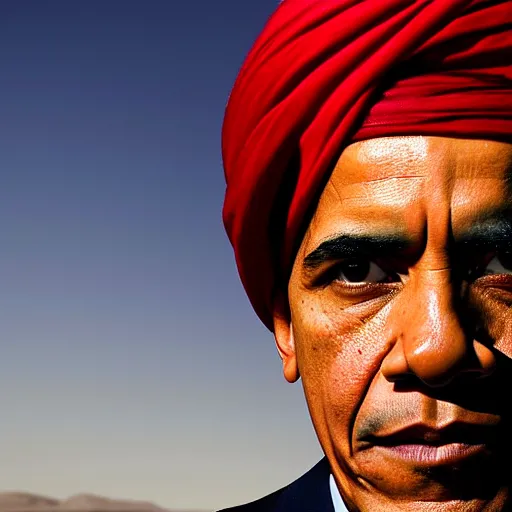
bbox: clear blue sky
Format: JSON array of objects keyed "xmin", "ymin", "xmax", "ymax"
[{"xmin": 0, "ymin": 2, "xmax": 321, "ymax": 510}]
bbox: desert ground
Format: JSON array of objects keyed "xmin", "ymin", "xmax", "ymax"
[{"xmin": 0, "ymin": 492, "xmax": 207, "ymax": 512}]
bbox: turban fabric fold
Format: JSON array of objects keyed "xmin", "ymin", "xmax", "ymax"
[{"xmin": 222, "ymin": 0, "xmax": 512, "ymax": 330}]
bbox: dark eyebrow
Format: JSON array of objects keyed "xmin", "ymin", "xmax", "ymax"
[
  {"xmin": 303, "ymin": 215, "xmax": 512, "ymax": 272},
  {"xmin": 303, "ymin": 233, "xmax": 411, "ymax": 270},
  {"xmin": 457, "ymin": 216, "xmax": 512, "ymax": 250}
]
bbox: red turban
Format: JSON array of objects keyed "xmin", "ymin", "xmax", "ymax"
[{"xmin": 222, "ymin": 0, "xmax": 512, "ymax": 330}]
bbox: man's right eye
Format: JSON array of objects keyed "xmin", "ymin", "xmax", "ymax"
[{"xmin": 332, "ymin": 260, "xmax": 399, "ymax": 285}]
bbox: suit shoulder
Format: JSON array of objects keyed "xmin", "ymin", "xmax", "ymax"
[
  {"xmin": 216, "ymin": 458, "xmax": 331, "ymax": 512},
  {"xmin": 216, "ymin": 487, "xmax": 282, "ymax": 512}
]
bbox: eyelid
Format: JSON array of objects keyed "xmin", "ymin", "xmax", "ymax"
[
  {"xmin": 465, "ymin": 250, "xmax": 510, "ymax": 281},
  {"xmin": 310, "ymin": 258, "xmax": 401, "ymax": 288}
]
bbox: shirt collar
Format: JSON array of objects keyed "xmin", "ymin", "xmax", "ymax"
[{"xmin": 329, "ymin": 474, "xmax": 349, "ymax": 512}]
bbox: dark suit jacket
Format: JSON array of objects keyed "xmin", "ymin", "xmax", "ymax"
[{"xmin": 218, "ymin": 458, "xmax": 335, "ymax": 512}]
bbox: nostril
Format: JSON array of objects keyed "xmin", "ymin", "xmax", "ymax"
[
  {"xmin": 415, "ymin": 372, "xmax": 460, "ymax": 389},
  {"xmin": 385, "ymin": 372, "xmax": 411, "ymax": 384},
  {"xmin": 381, "ymin": 338, "xmax": 410, "ymax": 382}
]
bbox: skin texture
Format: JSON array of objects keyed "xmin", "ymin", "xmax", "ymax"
[{"xmin": 273, "ymin": 137, "xmax": 512, "ymax": 511}]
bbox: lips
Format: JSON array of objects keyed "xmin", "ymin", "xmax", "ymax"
[
  {"xmin": 361, "ymin": 422, "xmax": 498, "ymax": 466},
  {"xmin": 369, "ymin": 423, "xmax": 497, "ymax": 447}
]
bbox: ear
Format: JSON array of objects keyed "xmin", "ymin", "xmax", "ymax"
[{"xmin": 272, "ymin": 291, "xmax": 300, "ymax": 383}]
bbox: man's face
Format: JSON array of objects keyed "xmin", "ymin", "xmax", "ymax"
[{"xmin": 274, "ymin": 136, "xmax": 512, "ymax": 511}]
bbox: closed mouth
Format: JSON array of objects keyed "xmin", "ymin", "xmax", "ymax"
[
  {"xmin": 360, "ymin": 423, "xmax": 498, "ymax": 465},
  {"xmin": 369, "ymin": 423, "xmax": 496, "ymax": 446},
  {"xmin": 376, "ymin": 442, "xmax": 489, "ymax": 465}
]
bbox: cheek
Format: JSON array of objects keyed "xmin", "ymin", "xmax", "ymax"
[
  {"xmin": 291, "ymin": 296, "xmax": 391, "ymax": 453},
  {"xmin": 470, "ymin": 285, "xmax": 512, "ymax": 358},
  {"xmin": 487, "ymin": 305, "xmax": 512, "ymax": 359}
]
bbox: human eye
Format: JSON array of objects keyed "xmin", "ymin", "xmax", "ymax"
[
  {"xmin": 482, "ymin": 252, "xmax": 512, "ymax": 276},
  {"xmin": 330, "ymin": 259, "xmax": 400, "ymax": 285}
]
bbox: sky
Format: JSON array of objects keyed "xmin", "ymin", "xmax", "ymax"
[{"xmin": 0, "ymin": 2, "xmax": 322, "ymax": 510}]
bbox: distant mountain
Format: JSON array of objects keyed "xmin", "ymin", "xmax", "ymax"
[
  {"xmin": 0, "ymin": 492, "xmax": 206, "ymax": 512},
  {"xmin": 0, "ymin": 493, "xmax": 59, "ymax": 510},
  {"xmin": 59, "ymin": 494, "xmax": 166, "ymax": 511}
]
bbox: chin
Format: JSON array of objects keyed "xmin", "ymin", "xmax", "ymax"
[{"xmin": 331, "ymin": 448, "xmax": 512, "ymax": 511}]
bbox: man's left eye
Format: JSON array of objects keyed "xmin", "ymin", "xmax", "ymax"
[
  {"xmin": 334, "ymin": 260, "xmax": 397, "ymax": 284},
  {"xmin": 483, "ymin": 252, "xmax": 512, "ymax": 275}
]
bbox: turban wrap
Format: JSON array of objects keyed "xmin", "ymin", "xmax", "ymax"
[{"xmin": 222, "ymin": 0, "xmax": 512, "ymax": 331}]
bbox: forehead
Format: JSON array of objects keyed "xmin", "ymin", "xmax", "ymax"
[{"xmin": 302, "ymin": 136, "xmax": 512, "ymax": 249}]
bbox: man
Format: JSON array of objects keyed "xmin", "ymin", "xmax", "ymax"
[{"xmin": 220, "ymin": 1, "xmax": 512, "ymax": 510}]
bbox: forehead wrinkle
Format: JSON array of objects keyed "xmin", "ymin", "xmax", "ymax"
[
  {"xmin": 431, "ymin": 138, "xmax": 512, "ymax": 183},
  {"xmin": 452, "ymin": 139, "xmax": 512, "ymax": 179},
  {"xmin": 451, "ymin": 177, "xmax": 512, "ymax": 216},
  {"xmin": 324, "ymin": 178, "xmax": 346, "ymax": 205},
  {"xmin": 318, "ymin": 176, "xmax": 424, "ymax": 224},
  {"xmin": 306, "ymin": 174, "xmax": 424, "ymax": 256},
  {"xmin": 335, "ymin": 136, "xmax": 430, "ymax": 186},
  {"xmin": 357, "ymin": 175, "xmax": 424, "ymax": 185},
  {"xmin": 455, "ymin": 158, "xmax": 512, "ymax": 180},
  {"xmin": 333, "ymin": 162, "xmax": 427, "ymax": 186},
  {"xmin": 440, "ymin": 143, "xmax": 512, "ymax": 233}
]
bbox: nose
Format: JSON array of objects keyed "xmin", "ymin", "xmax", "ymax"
[{"xmin": 381, "ymin": 269, "xmax": 496, "ymax": 387}]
